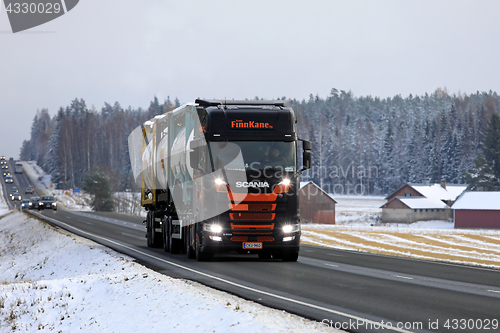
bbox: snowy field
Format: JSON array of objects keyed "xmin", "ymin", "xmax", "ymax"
[
  {"xmin": 0, "ymin": 185, "xmax": 339, "ymax": 332},
  {"xmin": 330, "ymin": 195, "xmax": 385, "ymax": 225},
  {"xmin": 302, "ymin": 220, "xmax": 500, "ymax": 269},
  {"xmin": 302, "ymin": 195, "xmax": 500, "ymax": 269}
]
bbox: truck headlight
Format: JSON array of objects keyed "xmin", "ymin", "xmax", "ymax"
[
  {"xmin": 283, "ymin": 224, "xmax": 300, "ymax": 233},
  {"xmin": 215, "ymin": 178, "xmax": 228, "ymax": 193},
  {"xmin": 274, "ymin": 178, "xmax": 291, "ymax": 194},
  {"xmin": 203, "ymin": 223, "xmax": 222, "ymax": 233}
]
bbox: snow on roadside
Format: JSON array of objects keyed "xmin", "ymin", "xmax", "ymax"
[
  {"xmin": 0, "ymin": 214, "xmax": 339, "ymax": 332},
  {"xmin": 20, "ymin": 161, "xmax": 52, "ymax": 195}
]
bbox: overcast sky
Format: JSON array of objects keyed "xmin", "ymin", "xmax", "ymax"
[{"xmin": 1, "ymin": 0, "xmax": 500, "ymax": 158}]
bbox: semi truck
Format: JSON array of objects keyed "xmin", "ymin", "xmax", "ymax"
[
  {"xmin": 128, "ymin": 99, "xmax": 311, "ymax": 261},
  {"xmin": 14, "ymin": 162, "xmax": 23, "ymax": 174}
]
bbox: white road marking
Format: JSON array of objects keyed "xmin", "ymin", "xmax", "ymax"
[{"xmin": 393, "ymin": 275, "xmax": 414, "ymax": 280}]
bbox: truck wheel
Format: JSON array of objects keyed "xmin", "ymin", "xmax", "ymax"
[
  {"xmin": 186, "ymin": 226, "xmax": 195, "ymax": 259},
  {"xmin": 152, "ymin": 218, "xmax": 162, "ymax": 248},
  {"xmin": 195, "ymin": 232, "xmax": 212, "ymax": 262},
  {"xmin": 169, "ymin": 218, "xmax": 182, "ymax": 254}
]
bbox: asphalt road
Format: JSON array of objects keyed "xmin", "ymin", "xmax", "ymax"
[{"xmin": 2, "ymin": 165, "xmax": 500, "ymax": 333}]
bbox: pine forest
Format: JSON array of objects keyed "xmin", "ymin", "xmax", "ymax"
[{"xmin": 20, "ymin": 88, "xmax": 500, "ymax": 196}]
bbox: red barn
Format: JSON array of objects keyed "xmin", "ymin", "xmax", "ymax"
[
  {"xmin": 452, "ymin": 192, "xmax": 500, "ymax": 228},
  {"xmin": 299, "ymin": 182, "xmax": 336, "ymax": 224}
]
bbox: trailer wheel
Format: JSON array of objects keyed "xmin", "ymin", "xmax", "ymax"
[
  {"xmin": 146, "ymin": 212, "xmax": 154, "ymax": 248},
  {"xmin": 162, "ymin": 216, "xmax": 170, "ymax": 253}
]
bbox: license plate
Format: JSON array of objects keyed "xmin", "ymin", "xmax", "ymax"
[{"xmin": 242, "ymin": 242, "xmax": 263, "ymax": 249}]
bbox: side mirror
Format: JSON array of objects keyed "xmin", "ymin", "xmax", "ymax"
[
  {"xmin": 303, "ymin": 140, "xmax": 311, "ymax": 151},
  {"xmin": 303, "ymin": 151, "xmax": 312, "ymax": 170}
]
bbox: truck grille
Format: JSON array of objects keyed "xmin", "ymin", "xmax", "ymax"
[{"xmin": 230, "ymin": 213, "xmax": 275, "ymax": 221}]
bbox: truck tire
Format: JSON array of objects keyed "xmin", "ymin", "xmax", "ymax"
[
  {"xmin": 195, "ymin": 231, "xmax": 212, "ymax": 262},
  {"xmin": 162, "ymin": 216, "xmax": 170, "ymax": 253},
  {"xmin": 169, "ymin": 217, "xmax": 182, "ymax": 254},
  {"xmin": 146, "ymin": 212, "xmax": 154, "ymax": 248},
  {"xmin": 185, "ymin": 225, "xmax": 195, "ymax": 259}
]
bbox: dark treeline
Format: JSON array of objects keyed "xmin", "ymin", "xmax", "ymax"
[
  {"xmin": 20, "ymin": 89, "xmax": 500, "ymax": 195},
  {"xmin": 295, "ymin": 88, "xmax": 500, "ymax": 195},
  {"xmin": 20, "ymin": 97, "xmax": 179, "ymax": 191}
]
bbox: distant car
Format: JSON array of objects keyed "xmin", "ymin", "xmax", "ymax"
[
  {"xmin": 21, "ymin": 199, "xmax": 31, "ymax": 209},
  {"xmin": 3, "ymin": 171, "xmax": 11, "ymax": 177},
  {"xmin": 29, "ymin": 197, "xmax": 40, "ymax": 210},
  {"xmin": 1, "ymin": 165, "xmax": 8, "ymax": 169},
  {"xmin": 38, "ymin": 196, "xmax": 57, "ymax": 211},
  {"xmin": 5, "ymin": 175, "xmax": 13, "ymax": 183},
  {"xmin": 11, "ymin": 193, "xmax": 21, "ymax": 201},
  {"xmin": 9, "ymin": 187, "xmax": 19, "ymax": 197},
  {"xmin": 9, "ymin": 157, "xmax": 13, "ymax": 161},
  {"xmin": 25, "ymin": 186, "xmax": 34, "ymax": 194},
  {"xmin": 0, "ymin": 156, "xmax": 5, "ymax": 160}
]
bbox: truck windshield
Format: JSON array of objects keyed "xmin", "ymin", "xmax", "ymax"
[{"xmin": 209, "ymin": 141, "xmax": 296, "ymax": 172}]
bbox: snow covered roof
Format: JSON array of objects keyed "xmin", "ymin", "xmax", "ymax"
[
  {"xmin": 299, "ymin": 181, "xmax": 337, "ymax": 202},
  {"xmin": 410, "ymin": 184, "xmax": 467, "ymax": 201},
  {"xmin": 397, "ymin": 197, "xmax": 449, "ymax": 209},
  {"xmin": 452, "ymin": 192, "xmax": 500, "ymax": 210},
  {"xmin": 300, "ymin": 181, "xmax": 310, "ymax": 189}
]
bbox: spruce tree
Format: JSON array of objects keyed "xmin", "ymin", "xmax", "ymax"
[{"xmin": 483, "ymin": 113, "xmax": 500, "ymax": 182}]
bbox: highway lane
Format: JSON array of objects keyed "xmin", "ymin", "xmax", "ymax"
[
  {"xmin": 1, "ymin": 159, "xmax": 36, "ymax": 209},
  {"xmin": 3, "ymin": 169, "xmax": 500, "ymax": 333}
]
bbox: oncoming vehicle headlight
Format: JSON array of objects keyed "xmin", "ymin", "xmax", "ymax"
[
  {"xmin": 203, "ymin": 223, "xmax": 222, "ymax": 233},
  {"xmin": 283, "ymin": 224, "xmax": 300, "ymax": 234},
  {"xmin": 52, "ymin": 202, "xmax": 57, "ymax": 207}
]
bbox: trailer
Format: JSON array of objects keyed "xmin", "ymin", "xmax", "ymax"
[{"xmin": 128, "ymin": 99, "xmax": 311, "ymax": 261}]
